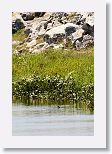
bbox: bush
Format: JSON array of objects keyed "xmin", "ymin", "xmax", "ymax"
[{"xmin": 12, "ymin": 74, "xmax": 94, "ymax": 111}]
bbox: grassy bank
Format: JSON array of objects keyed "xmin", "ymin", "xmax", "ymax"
[
  {"xmin": 13, "ymin": 48, "xmax": 94, "ymax": 83},
  {"xmin": 13, "ymin": 74, "xmax": 94, "ymax": 110},
  {"xmin": 12, "ymin": 48, "xmax": 94, "ymax": 110}
]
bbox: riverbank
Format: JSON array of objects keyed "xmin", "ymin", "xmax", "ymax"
[{"xmin": 12, "ymin": 48, "xmax": 94, "ymax": 111}]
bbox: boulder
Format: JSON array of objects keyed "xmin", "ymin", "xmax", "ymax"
[
  {"xmin": 82, "ymin": 34, "xmax": 94, "ymax": 48},
  {"xmin": 73, "ymin": 34, "xmax": 94, "ymax": 50},
  {"xmin": 53, "ymin": 44, "xmax": 64, "ymax": 49},
  {"xmin": 24, "ymin": 18, "xmax": 52, "ymax": 40},
  {"xmin": 21, "ymin": 12, "xmax": 35, "ymax": 21},
  {"xmin": 82, "ymin": 23, "xmax": 94, "ymax": 36},
  {"xmin": 72, "ymin": 29, "xmax": 84, "ymax": 48},
  {"xmin": 72, "ymin": 29, "xmax": 84, "ymax": 41},
  {"xmin": 12, "ymin": 13, "xmax": 26, "ymax": 33},
  {"xmin": 40, "ymin": 43, "xmax": 64, "ymax": 50},
  {"xmin": 75, "ymin": 12, "xmax": 94, "ymax": 27},
  {"xmin": 35, "ymin": 12, "xmax": 46, "ymax": 17},
  {"xmin": 12, "ymin": 12, "xmax": 94, "ymax": 53},
  {"xmin": 44, "ymin": 23, "xmax": 79, "ymax": 44},
  {"xmin": 85, "ymin": 12, "xmax": 94, "ymax": 26}
]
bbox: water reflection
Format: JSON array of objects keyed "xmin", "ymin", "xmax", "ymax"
[
  {"xmin": 13, "ymin": 97, "xmax": 94, "ymax": 113},
  {"xmin": 12, "ymin": 99, "xmax": 94, "ymax": 136}
]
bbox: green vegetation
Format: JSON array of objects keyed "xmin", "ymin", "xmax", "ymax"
[
  {"xmin": 13, "ymin": 74, "xmax": 94, "ymax": 110},
  {"xmin": 12, "ymin": 48, "xmax": 94, "ymax": 111},
  {"xmin": 13, "ymin": 48, "xmax": 94, "ymax": 82},
  {"xmin": 12, "ymin": 29, "xmax": 27, "ymax": 42},
  {"xmin": 12, "ymin": 28, "xmax": 94, "ymax": 111}
]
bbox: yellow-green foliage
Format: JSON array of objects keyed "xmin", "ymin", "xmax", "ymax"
[
  {"xmin": 12, "ymin": 48, "xmax": 94, "ymax": 110},
  {"xmin": 12, "ymin": 29, "xmax": 27, "ymax": 42},
  {"xmin": 12, "ymin": 48, "xmax": 94, "ymax": 86}
]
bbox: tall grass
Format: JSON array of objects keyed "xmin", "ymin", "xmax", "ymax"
[
  {"xmin": 12, "ymin": 48, "xmax": 94, "ymax": 84},
  {"xmin": 12, "ymin": 48, "xmax": 94, "ymax": 111}
]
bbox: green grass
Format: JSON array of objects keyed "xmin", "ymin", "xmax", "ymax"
[
  {"xmin": 12, "ymin": 48, "xmax": 94, "ymax": 85},
  {"xmin": 12, "ymin": 29, "xmax": 27, "ymax": 42},
  {"xmin": 12, "ymin": 28, "xmax": 94, "ymax": 110},
  {"xmin": 12, "ymin": 48, "xmax": 94, "ymax": 111}
]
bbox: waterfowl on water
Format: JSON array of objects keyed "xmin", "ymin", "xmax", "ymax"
[
  {"xmin": 57, "ymin": 105, "xmax": 65, "ymax": 109},
  {"xmin": 57, "ymin": 105, "xmax": 60, "ymax": 109}
]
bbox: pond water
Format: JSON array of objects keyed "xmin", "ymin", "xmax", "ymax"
[{"xmin": 12, "ymin": 102, "xmax": 94, "ymax": 136}]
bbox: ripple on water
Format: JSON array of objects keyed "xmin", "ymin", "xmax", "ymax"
[{"xmin": 12, "ymin": 103, "xmax": 94, "ymax": 136}]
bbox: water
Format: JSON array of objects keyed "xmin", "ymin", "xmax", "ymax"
[{"xmin": 12, "ymin": 102, "xmax": 94, "ymax": 136}]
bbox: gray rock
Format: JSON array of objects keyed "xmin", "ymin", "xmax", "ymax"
[
  {"xmin": 75, "ymin": 40, "xmax": 82, "ymax": 50},
  {"xmin": 21, "ymin": 12, "xmax": 35, "ymax": 21},
  {"xmin": 82, "ymin": 34, "xmax": 94, "ymax": 48},
  {"xmin": 53, "ymin": 44, "xmax": 64, "ymax": 49},
  {"xmin": 12, "ymin": 12, "xmax": 94, "ymax": 53},
  {"xmin": 24, "ymin": 19, "xmax": 52, "ymax": 40},
  {"xmin": 75, "ymin": 12, "xmax": 94, "ymax": 27},
  {"xmin": 12, "ymin": 13, "xmax": 26, "ymax": 33},
  {"xmin": 85, "ymin": 12, "xmax": 94, "ymax": 26},
  {"xmin": 35, "ymin": 12, "xmax": 46, "ymax": 17},
  {"xmin": 73, "ymin": 34, "xmax": 94, "ymax": 49},
  {"xmin": 44, "ymin": 23, "xmax": 79, "ymax": 44},
  {"xmin": 72, "ymin": 29, "xmax": 84, "ymax": 41},
  {"xmin": 82, "ymin": 23, "xmax": 94, "ymax": 36}
]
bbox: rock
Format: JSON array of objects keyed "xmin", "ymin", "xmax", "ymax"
[
  {"xmin": 75, "ymin": 12, "xmax": 94, "ymax": 27},
  {"xmin": 75, "ymin": 40, "xmax": 82, "ymax": 50},
  {"xmin": 23, "ymin": 13, "xmax": 73, "ymax": 42},
  {"xmin": 26, "ymin": 39, "xmax": 37, "ymax": 48},
  {"xmin": 32, "ymin": 48, "xmax": 44, "ymax": 54},
  {"xmin": 41, "ymin": 12, "xmax": 53, "ymax": 21},
  {"xmin": 41, "ymin": 42, "xmax": 50, "ymax": 49},
  {"xmin": 52, "ymin": 12, "xmax": 68, "ymax": 19},
  {"xmin": 82, "ymin": 34, "xmax": 94, "ymax": 48},
  {"xmin": 53, "ymin": 44, "xmax": 64, "ymax": 49},
  {"xmin": 82, "ymin": 23, "xmax": 94, "ymax": 36},
  {"xmin": 36, "ymin": 42, "xmax": 45, "ymax": 49},
  {"xmin": 72, "ymin": 29, "xmax": 84, "ymax": 48},
  {"xmin": 73, "ymin": 34, "xmax": 94, "ymax": 50},
  {"xmin": 21, "ymin": 12, "xmax": 35, "ymax": 21},
  {"xmin": 12, "ymin": 13, "xmax": 26, "ymax": 33},
  {"xmin": 46, "ymin": 23, "xmax": 53, "ymax": 31},
  {"xmin": 72, "ymin": 29, "xmax": 84, "ymax": 41},
  {"xmin": 86, "ymin": 14, "xmax": 94, "ymax": 26},
  {"xmin": 65, "ymin": 24, "xmax": 79, "ymax": 37},
  {"xmin": 74, "ymin": 13, "xmax": 85, "ymax": 25},
  {"xmin": 37, "ymin": 22, "xmax": 47, "ymax": 36},
  {"xmin": 24, "ymin": 20, "xmax": 50, "ymax": 40},
  {"xmin": 44, "ymin": 23, "xmax": 79, "ymax": 44},
  {"xmin": 35, "ymin": 12, "xmax": 46, "ymax": 17},
  {"xmin": 12, "ymin": 41, "xmax": 20, "ymax": 45},
  {"xmin": 12, "ymin": 12, "xmax": 94, "ymax": 53}
]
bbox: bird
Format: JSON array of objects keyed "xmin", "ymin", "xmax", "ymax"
[{"xmin": 57, "ymin": 105, "xmax": 61, "ymax": 109}]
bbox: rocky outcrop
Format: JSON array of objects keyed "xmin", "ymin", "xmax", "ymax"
[
  {"xmin": 75, "ymin": 12, "xmax": 94, "ymax": 26},
  {"xmin": 12, "ymin": 13, "xmax": 26, "ymax": 33},
  {"xmin": 73, "ymin": 34, "xmax": 94, "ymax": 50},
  {"xmin": 20, "ymin": 12, "xmax": 35, "ymax": 21},
  {"xmin": 44, "ymin": 23, "xmax": 79, "ymax": 44},
  {"xmin": 12, "ymin": 12, "xmax": 94, "ymax": 54}
]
